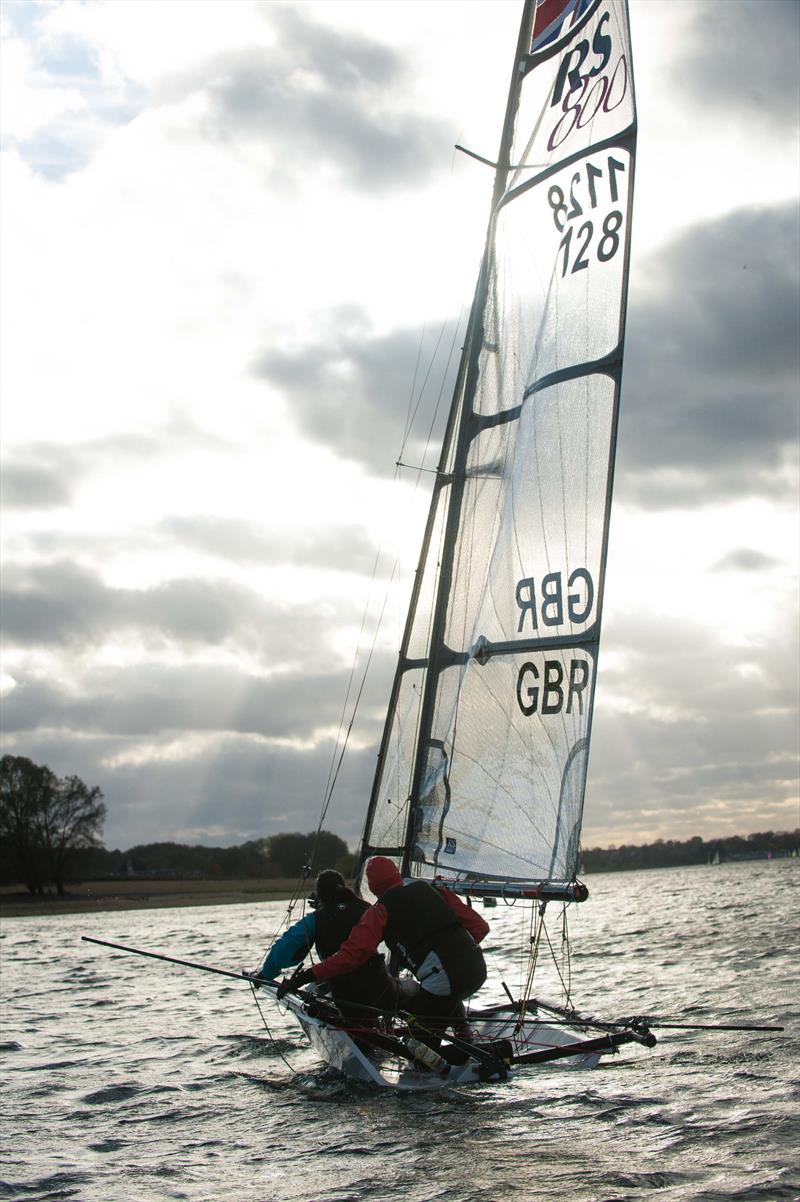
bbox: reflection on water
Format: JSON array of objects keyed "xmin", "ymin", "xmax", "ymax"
[{"xmin": 1, "ymin": 860, "xmax": 797, "ymax": 1202}]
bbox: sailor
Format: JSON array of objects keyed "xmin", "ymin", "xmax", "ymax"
[
  {"xmin": 256, "ymin": 868, "xmax": 397, "ymax": 1018},
  {"xmin": 286, "ymin": 857, "xmax": 489, "ymax": 1045}
]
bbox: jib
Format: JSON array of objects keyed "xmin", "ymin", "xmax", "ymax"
[
  {"xmin": 516, "ymin": 659, "xmax": 590, "ymax": 716},
  {"xmin": 551, "ymin": 12, "xmax": 612, "ymax": 106},
  {"xmin": 516, "ymin": 568, "xmax": 594, "ymax": 631}
]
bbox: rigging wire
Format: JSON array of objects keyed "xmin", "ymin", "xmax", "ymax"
[
  {"xmin": 260, "ymin": 135, "xmax": 486, "ymax": 957},
  {"xmin": 539, "ymin": 903, "xmax": 574, "ymax": 1008},
  {"xmin": 396, "ymin": 314, "xmax": 463, "ymax": 831},
  {"xmin": 248, "ymin": 981, "xmax": 301, "ymax": 1077},
  {"xmin": 516, "ymin": 901, "xmax": 547, "ymax": 1033},
  {"xmin": 258, "ymin": 305, "xmax": 468, "ymax": 963}
]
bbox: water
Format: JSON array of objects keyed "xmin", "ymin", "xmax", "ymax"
[{"xmin": 1, "ymin": 860, "xmax": 798, "ymax": 1202}]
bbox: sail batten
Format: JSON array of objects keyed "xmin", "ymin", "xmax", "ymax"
[{"xmin": 359, "ymin": 0, "xmax": 636, "ymax": 893}]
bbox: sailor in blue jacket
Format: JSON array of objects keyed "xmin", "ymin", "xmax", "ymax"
[
  {"xmin": 256, "ymin": 869, "xmax": 397, "ymax": 1018},
  {"xmin": 257, "ymin": 912, "xmax": 316, "ymax": 981}
]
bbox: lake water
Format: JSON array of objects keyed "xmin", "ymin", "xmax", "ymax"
[{"xmin": 1, "ymin": 859, "xmax": 798, "ymax": 1202}]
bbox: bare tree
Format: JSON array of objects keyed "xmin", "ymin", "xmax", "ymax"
[
  {"xmin": 0, "ymin": 756, "xmax": 106, "ymax": 894},
  {"xmin": 0, "ymin": 756, "xmax": 55, "ymax": 894},
  {"xmin": 42, "ymin": 775, "xmax": 107, "ymax": 895}
]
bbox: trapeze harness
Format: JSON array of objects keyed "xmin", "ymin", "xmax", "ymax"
[{"xmin": 380, "ymin": 881, "xmax": 486, "ymax": 1000}]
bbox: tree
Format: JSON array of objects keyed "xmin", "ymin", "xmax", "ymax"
[
  {"xmin": 0, "ymin": 756, "xmax": 106, "ymax": 895},
  {"xmin": 336, "ymin": 851, "xmax": 358, "ymax": 880},
  {"xmin": 263, "ymin": 831, "xmax": 350, "ymax": 878},
  {"xmin": 0, "ymin": 756, "xmax": 55, "ymax": 893},
  {"xmin": 43, "ymin": 775, "xmax": 107, "ymax": 894}
]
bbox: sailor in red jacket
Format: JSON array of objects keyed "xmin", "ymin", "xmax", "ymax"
[{"xmin": 283, "ymin": 857, "xmax": 489, "ymax": 1042}]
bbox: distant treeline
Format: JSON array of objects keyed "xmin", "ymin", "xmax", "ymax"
[
  {"xmin": 3, "ymin": 750, "xmax": 798, "ymax": 892},
  {"xmin": 65, "ymin": 830, "xmax": 355, "ymax": 883},
  {"xmin": 581, "ymin": 830, "xmax": 799, "ymax": 873},
  {"xmin": 29, "ymin": 828, "xmax": 800, "ymax": 886},
  {"xmin": 1, "ymin": 754, "xmax": 359, "ymax": 894}
]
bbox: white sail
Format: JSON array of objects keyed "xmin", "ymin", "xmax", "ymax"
[{"xmin": 360, "ymin": 0, "xmax": 636, "ymax": 895}]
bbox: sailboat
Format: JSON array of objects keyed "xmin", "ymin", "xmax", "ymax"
[
  {"xmin": 265, "ymin": 0, "xmax": 646, "ymax": 1087},
  {"xmin": 80, "ymin": 0, "xmax": 786, "ymax": 1086}
]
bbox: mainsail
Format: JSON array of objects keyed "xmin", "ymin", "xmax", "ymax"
[{"xmin": 359, "ymin": 0, "xmax": 637, "ymax": 898}]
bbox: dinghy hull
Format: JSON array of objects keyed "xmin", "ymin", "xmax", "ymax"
[{"xmin": 284, "ymin": 991, "xmax": 611, "ymax": 1090}]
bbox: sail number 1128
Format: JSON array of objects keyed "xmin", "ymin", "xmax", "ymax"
[{"xmin": 547, "ymin": 155, "xmax": 627, "ymax": 276}]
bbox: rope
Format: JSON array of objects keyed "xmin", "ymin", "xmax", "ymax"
[
  {"xmin": 248, "ymin": 981, "xmax": 300, "ymax": 1077},
  {"xmin": 516, "ymin": 902, "xmax": 546, "ymax": 1033},
  {"xmin": 539, "ymin": 903, "xmax": 573, "ymax": 1007}
]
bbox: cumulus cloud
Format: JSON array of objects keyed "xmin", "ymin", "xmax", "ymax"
[
  {"xmin": 712, "ymin": 548, "xmax": 782, "ymax": 573},
  {"xmin": 677, "ymin": 0, "xmax": 800, "ymax": 134},
  {"xmin": 0, "ymin": 560, "xmax": 366, "ymax": 661},
  {"xmin": 0, "ymin": 461, "xmax": 73, "ymax": 510},
  {"xmin": 1, "ymin": 661, "xmax": 359, "ymax": 740},
  {"xmin": 586, "ymin": 607, "xmax": 799, "ymax": 843},
  {"xmin": 0, "ymin": 725, "xmax": 377, "ymax": 849},
  {"xmin": 254, "ymin": 310, "xmax": 460, "ymax": 473},
  {"xmin": 160, "ymin": 515, "xmax": 383, "ymax": 576},
  {"xmin": 1, "ymin": 420, "xmax": 237, "ymax": 508},
  {"xmin": 619, "ymin": 201, "xmax": 799, "ymax": 508},
  {"xmin": 197, "ymin": 5, "xmax": 451, "ymax": 194},
  {"xmin": 1, "ymin": 3, "xmax": 144, "ymax": 179},
  {"xmin": 2, "ymin": 2, "xmax": 797, "ymax": 857}
]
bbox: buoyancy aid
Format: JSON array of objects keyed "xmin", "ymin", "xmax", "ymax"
[
  {"xmin": 380, "ymin": 880, "xmax": 462, "ymax": 972},
  {"xmin": 314, "ymin": 894, "xmax": 394, "ymax": 1008},
  {"xmin": 314, "ymin": 894, "xmax": 369, "ymax": 958}
]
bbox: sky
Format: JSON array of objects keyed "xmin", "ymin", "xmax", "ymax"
[{"xmin": 1, "ymin": 0, "xmax": 798, "ymax": 855}]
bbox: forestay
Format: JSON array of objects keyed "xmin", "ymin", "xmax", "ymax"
[{"xmin": 360, "ymin": 0, "xmax": 637, "ymax": 896}]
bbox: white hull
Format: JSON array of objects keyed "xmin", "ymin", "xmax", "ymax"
[{"xmin": 283, "ymin": 991, "xmax": 609, "ymax": 1091}]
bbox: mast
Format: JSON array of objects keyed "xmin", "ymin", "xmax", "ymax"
[
  {"xmin": 359, "ymin": 0, "xmax": 637, "ymax": 898},
  {"xmin": 400, "ymin": 0, "xmax": 538, "ymax": 876},
  {"xmin": 356, "ymin": 1, "xmax": 537, "ymax": 877}
]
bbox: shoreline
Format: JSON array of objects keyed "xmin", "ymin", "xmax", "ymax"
[{"xmin": 0, "ymin": 879, "xmax": 304, "ymax": 918}]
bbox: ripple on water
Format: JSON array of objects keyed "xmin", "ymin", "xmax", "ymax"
[
  {"xmin": 0, "ymin": 864, "xmax": 796, "ymax": 1202},
  {"xmin": 690, "ymin": 1183, "xmax": 800, "ymax": 1202},
  {"xmin": 0, "ymin": 1171, "xmax": 90, "ymax": 1200},
  {"xmin": 81, "ymin": 1082, "xmax": 149, "ymax": 1104},
  {"xmin": 603, "ymin": 1170, "xmax": 696, "ymax": 1190}
]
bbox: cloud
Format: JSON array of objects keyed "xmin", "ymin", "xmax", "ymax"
[
  {"xmin": 619, "ymin": 201, "xmax": 799, "ymax": 508},
  {"xmin": 0, "ymin": 725, "xmax": 376, "ymax": 850},
  {"xmin": 253, "ymin": 310, "xmax": 460, "ymax": 473},
  {"xmin": 253, "ymin": 202, "xmax": 799, "ymax": 502},
  {"xmin": 2, "ymin": 2, "xmax": 796, "ymax": 860},
  {"xmin": 712, "ymin": 548, "xmax": 782, "ymax": 573},
  {"xmin": 160, "ymin": 515, "xmax": 383, "ymax": 576},
  {"xmin": 678, "ymin": 0, "xmax": 800, "ymax": 134},
  {"xmin": 0, "ymin": 461, "xmax": 73, "ymax": 509},
  {"xmin": 585, "ymin": 606, "xmax": 799, "ymax": 843},
  {"xmin": 194, "ymin": 6, "xmax": 451, "ymax": 195},
  {"xmin": 1, "ymin": 419, "xmax": 237, "ymax": 507},
  {"xmin": 1, "ymin": 661, "xmax": 354, "ymax": 740},
  {"xmin": 0, "ymin": 560, "xmax": 364, "ymax": 660},
  {"xmin": 1, "ymin": 5, "xmax": 144, "ymax": 180}
]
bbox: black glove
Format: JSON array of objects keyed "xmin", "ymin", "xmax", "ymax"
[{"xmin": 276, "ymin": 966, "xmax": 315, "ymax": 1000}]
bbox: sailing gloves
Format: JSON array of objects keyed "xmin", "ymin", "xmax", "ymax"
[{"xmin": 276, "ymin": 966, "xmax": 315, "ymax": 999}]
